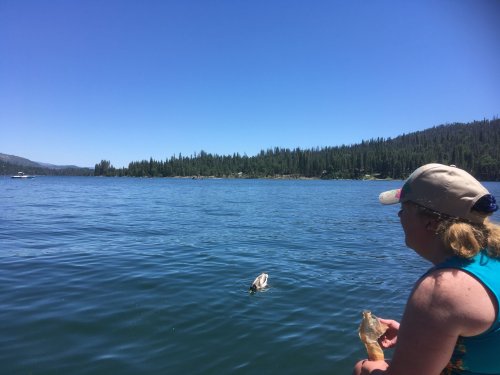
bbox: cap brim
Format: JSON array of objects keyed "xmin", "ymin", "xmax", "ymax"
[{"xmin": 379, "ymin": 188, "xmax": 401, "ymax": 205}]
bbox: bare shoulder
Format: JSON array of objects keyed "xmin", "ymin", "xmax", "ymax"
[
  {"xmin": 412, "ymin": 268, "xmax": 496, "ymax": 336},
  {"xmin": 384, "ymin": 268, "xmax": 496, "ymax": 374},
  {"xmin": 385, "ymin": 271, "xmax": 463, "ymax": 374}
]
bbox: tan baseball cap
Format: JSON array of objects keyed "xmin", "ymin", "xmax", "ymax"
[{"xmin": 379, "ymin": 163, "xmax": 494, "ymax": 224}]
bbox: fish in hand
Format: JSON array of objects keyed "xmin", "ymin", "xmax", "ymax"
[{"xmin": 358, "ymin": 310, "xmax": 389, "ymax": 361}]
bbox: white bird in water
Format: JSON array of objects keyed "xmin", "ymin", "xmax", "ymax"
[{"xmin": 249, "ymin": 272, "xmax": 268, "ymax": 292}]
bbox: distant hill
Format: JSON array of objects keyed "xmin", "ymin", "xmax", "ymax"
[
  {"xmin": 0, "ymin": 153, "xmax": 93, "ymax": 176},
  {"xmin": 36, "ymin": 162, "xmax": 84, "ymax": 170},
  {"xmin": 0, "ymin": 153, "xmax": 41, "ymax": 168}
]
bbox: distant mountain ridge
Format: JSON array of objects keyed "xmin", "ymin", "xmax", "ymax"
[
  {"xmin": 0, "ymin": 153, "xmax": 41, "ymax": 168},
  {"xmin": 0, "ymin": 153, "xmax": 93, "ymax": 176},
  {"xmin": 36, "ymin": 161, "xmax": 83, "ymax": 170}
]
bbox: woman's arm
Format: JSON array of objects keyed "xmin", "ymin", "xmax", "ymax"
[
  {"xmin": 354, "ymin": 267, "xmax": 496, "ymax": 375},
  {"xmin": 382, "ymin": 272, "xmax": 460, "ymax": 375},
  {"xmin": 354, "ymin": 271, "xmax": 463, "ymax": 375}
]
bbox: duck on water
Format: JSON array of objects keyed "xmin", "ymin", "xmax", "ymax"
[{"xmin": 249, "ymin": 273, "xmax": 269, "ymax": 293}]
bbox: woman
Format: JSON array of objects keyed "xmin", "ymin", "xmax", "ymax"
[{"xmin": 353, "ymin": 163, "xmax": 500, "ymax": 375}]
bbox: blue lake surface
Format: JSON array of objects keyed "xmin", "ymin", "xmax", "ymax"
[{"xmin": 1, "ymin": 176, "xmax": 499, "ymax": 374}]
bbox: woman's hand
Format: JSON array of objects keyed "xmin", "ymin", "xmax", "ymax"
[
  {"xmin": 352, "ymin": 318, "xmax": 398, "ymax": 375},
  {"xmin": 352, "ymin": 359, "xmax": 389, "ymax": 375},
  {"xmin": 378, "ymin": 318, "xmax": 400, "ymax": 349}
]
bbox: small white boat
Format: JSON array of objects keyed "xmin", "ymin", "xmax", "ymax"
[{"xmin": 11, "ymin": 171, "xmax": 35, "ymax": 179}]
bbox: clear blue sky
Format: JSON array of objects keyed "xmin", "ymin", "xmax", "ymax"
[{"xmin": 1, "ymin": 0, "xmax": 499, "ymax": 168}]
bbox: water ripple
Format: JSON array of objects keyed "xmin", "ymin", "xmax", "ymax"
[{"xmin": 0, "ymin": 177, "xmax": 498, "ymax": 374}]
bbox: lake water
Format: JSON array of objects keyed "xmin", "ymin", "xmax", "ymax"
[{"xmin": 1, "ymin": 177, "xmax": 499, "ymax": 375}]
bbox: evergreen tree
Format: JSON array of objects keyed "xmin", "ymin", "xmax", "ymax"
[{"xmin": 95, "ymin": 119, "xmax": 500, "ymax": 181}]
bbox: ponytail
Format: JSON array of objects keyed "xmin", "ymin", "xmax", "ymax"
[
  {"xmin": 485, "ymin": 219, "xmax": 500, "ymax": 257},
  {"xmin": 438, "ymin": 218, "xmax": 500, "ymax": 258}
]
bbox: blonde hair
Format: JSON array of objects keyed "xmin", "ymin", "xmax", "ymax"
[
  {"xmin": 437, "ymin": 218, "xmax": 500, "ymax": 259},
  {"xmin": 413, "ymin": 202, "xmax": 500, "ymax": 259}
]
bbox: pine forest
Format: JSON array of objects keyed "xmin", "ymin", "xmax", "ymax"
[{"xmin": 94, "ymin": 119, "xmax": 500, "ymax": 181}]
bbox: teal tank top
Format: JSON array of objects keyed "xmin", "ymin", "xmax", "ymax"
[{"xmin": 432, "ymin": 250, "xmax": 500, "ymax": 375}]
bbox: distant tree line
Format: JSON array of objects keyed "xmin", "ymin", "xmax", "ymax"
[
  {"xmin": 0, "ymin": 163, "xmax": 93, "ymax": 176},
  {"xmin": 95, "ymin": 118, "xmax": 500, "ymax": 181}
]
